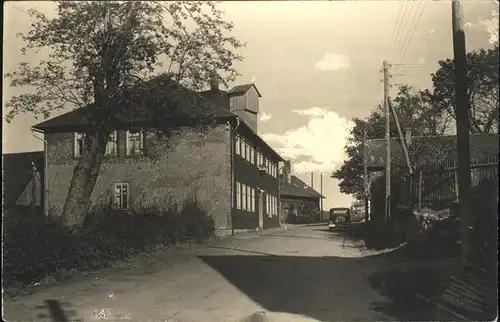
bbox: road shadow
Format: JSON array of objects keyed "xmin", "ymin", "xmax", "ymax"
[
  {"xmin": 35, "ymin": 299, "xmax": 82, "ymax": 322},
  {"xmin": 199, "ymin": 248, "xmax": 463, "ymax": 321}
]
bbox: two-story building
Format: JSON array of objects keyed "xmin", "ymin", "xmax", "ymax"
[{"xmin": 32, "ymin": 79, "xmax": 283, "ymax": 236}]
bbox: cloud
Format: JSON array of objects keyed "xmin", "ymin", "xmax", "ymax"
[
  {"xmin": 292, "ymin": 106, "xmax": 328, "ymax": 118},
  {"xmin": 262, "ymin": 107, "xmax": 354, "ymax": 174},
  {"xmin": 480, "ymin": 9, "xmax": 499, "ymax": 45},
  {"xmin": 259, "ymin": 112, "xmax": 272, "ymax": 122},
  {"xmin": 314, "ymin": 53, "xmax": 351, "ymax": 71},
  {"xmin": 465, "ymin": 10, "xmax": 499, "ymax": 45}
]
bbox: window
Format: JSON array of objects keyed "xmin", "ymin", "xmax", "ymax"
[
  {"xmin": 241, "ymin": 139, "xmax": 246, "ymax": 159},
  {"xmin": 74, "ymin": 132, "xmax": 86, "ymax": 157},
  {"xmin": 114, "ymin": 183, "xmax": 129, "ymax": 210},
  {"xmin": 235, "ymin": 135, "xmax": 241, "ymax": 155},
  {"xmin": 267, "ymin": 195, "xmax": 271, "ymax": 217},
  {"xmin": 246, "ymin": 185, "xmax": 252, "ymax": 211},
  {"xmin": 250, "ymin": 188, "xmax": 255, "ymax": 212},
  {"xmin": 105, "ymin": 131, "xmax": 118, "ymax": 156},
  {"xmin": 126, "ymin": 130, "xmax": 143, "ymax": 155},
  {"xmin": 250, "ymin": 145, "xmax": 255, "ymax": 164},
  {"xmin": 245, "ymin": 141, "xmax": 250, "ymax": 162},
  {"xmin": 242, "ymin": 183, "xmax": 247, "ymax": 210},
  {"xmin": 236, "ymin": 182, "xmax": 241, "ymax": 209}
]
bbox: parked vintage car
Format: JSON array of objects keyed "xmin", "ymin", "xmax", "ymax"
[{"xmin": 328, "ymin": 207, "xmax": 351, "ymax": 231}]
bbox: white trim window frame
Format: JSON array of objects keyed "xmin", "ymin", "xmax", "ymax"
[
  {"xmin": 114, "ymin": 182, "xmax": 130, "ymax": 210},
  {"xmin": 242, "ymin": 183, "xmax": 247, "ymax": 210},
  {"xmin": 250, "ymin": 187, "xmax": 255, "ymax": 212},
  {"xmin": 126, "ymin": 129, "xmax": 144, "ymax": 156},
  {"xmin": 74, "ymin": 132, "xmax": 86, "ymax": 157},
  {"xmin": 267, "ymin": 195, "xmax": 271, "ymax": 218},
  {"xmin": 105, "ymin": 130, "xmax": 118, "ymax": 156},
  {"xmin": 235, "ymin": 134, "xmax": 241, "ymax": 156},
  {"xmin": 241, "ymin": 138, "xmax": 246, "ymax": 160},
  {"xmin": 236, "ymin": 182, "xmax": 242, "ymax": 209},
  {"xmin": 246, "ymin": 185, "xmax": 251, "ymax": 211},
  {"xmin": 250, "ymin": 144, "xmax": 255, "ymax": 164}
]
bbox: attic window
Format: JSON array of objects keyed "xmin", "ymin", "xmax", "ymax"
[
  {"xmin": 105, "ymin": 131, "xmax": 118, "ymax": 156},
  {"xmin": 126, "ymin": 130, "xmax": 144, "ymax": 155}
]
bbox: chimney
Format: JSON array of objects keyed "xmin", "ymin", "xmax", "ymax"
[
  {"xmin": 404, "ymin": 128, "xmax": 412, "ymax": 147},
  {"xmin": 283, "ymin": 160, "xmax": 292, "ymax": 184},
  {"xmin": 209, "ymin": 70, "xmax": 219, "ymax": 91}
]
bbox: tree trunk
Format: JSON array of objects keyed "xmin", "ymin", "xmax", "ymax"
[{"xmin": 60, "ymin": 131, "xmax": 109, "ymax": 228}]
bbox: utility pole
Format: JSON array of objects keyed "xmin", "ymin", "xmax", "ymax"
[
  {"xmin": 32, "ymin": 162, "xmax": 37, "ymax": 218},
  {"xmin": 452, "ymin": 0, "xmax": 473, "ymax": 267},
  {"xmin": 320, "ymin": 172, "xmax": 323, "ymax": 213},
  {"xmin": 363, "ymin": 124, "xmax": 370, "ymax": 223},
  {"xmin": 383, "ymin": 60, "xmax": 391, "ymax": 233},
  {"xmin": 311, "ymin": 172, "xmax": 314, "ymax": 189}
]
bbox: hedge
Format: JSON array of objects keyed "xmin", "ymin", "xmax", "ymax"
[{"xmin": 3, "ymin": 198, "xmax": 214, "ymax": 288}]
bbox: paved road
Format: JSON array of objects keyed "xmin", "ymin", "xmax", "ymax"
[{"xmin": 3, "ymin": 225, "xmax": 457, "ymax": 322}]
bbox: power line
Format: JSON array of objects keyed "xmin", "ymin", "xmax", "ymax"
[
  {"xmin": 393, "ymin": 63, "xmax": 440, "ymax": 68},
  {"xmin": 384, "ymin": 2, "xmax": 404, "ymax": 62},
  {"xmin": 400, "ymin": 1, "xmax": 428, "ymax": 63},
  {"xmin": 388, "ymin": 1, "xmax": 412, "ymax": 62},
  {"xmin": 394, "ymin": 0, "xmax": 420, "ymax": 63}
]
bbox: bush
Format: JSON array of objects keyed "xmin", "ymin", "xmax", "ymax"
[{"xmin": 3, "ymin": 198, "xmax": 214, "ymax": 288}]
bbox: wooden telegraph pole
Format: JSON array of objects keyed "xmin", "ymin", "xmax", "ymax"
[
  {"xmin": 320, "ymin": 172, "xmax": 323, "ymax": 213},
  {"xmin": 363, "ymin": 124, "xmax": 370, "ymax": 223},
  {"xmin": 452, "ymin": 0, "xmax": 473, "ymax": 267},
  {"xmin": 383, "ymin": 61, "xmax": 391, "ymax": 232}
]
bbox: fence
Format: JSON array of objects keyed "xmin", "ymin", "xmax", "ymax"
[{"xmin": 414, "ymin": 155, "xmax": 498, "ymax": 210}]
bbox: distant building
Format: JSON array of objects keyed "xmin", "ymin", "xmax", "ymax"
[
  {"xmin": 366, "ymin": 132, "xmax": 499, "ymax": 212},
  {"xmin": 279, "ymin": 161, "xmax": 325, "ymax": 223}
]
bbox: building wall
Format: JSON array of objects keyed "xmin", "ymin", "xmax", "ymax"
[
  {"xmin": 233, "ymin": 131, "xmax": 280, "ymax": 229},
  {"xmin": 45, "ymin": 124, "xmax": 232, "ymax": 229}
]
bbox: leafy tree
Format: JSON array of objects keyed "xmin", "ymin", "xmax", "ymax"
[
  {"xmin": 332, "ymin": 86, "xmax": 452, "ymax": 199},
  {"xmin": 4, "ymin": 1, "xmax": 244, "ymax": 228},
  {"xmin": 425, "ymin": 45, "xmax": 499, "ymax": 134}
]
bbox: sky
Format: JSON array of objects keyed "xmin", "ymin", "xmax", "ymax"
[{"xmin": 3, "ymin": 1, "xmax": 499, "ymax": 210}]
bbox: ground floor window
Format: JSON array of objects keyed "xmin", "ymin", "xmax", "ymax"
[
  {"xmin": 114, "ymin": 183, "xmax": 129, "ymax": 210},
  {"xmin": 235, "ymin": 181, "xmax": 255, "ymax": 212},
  {"xmin": 267, "ymin": 194, "xmax": 278, "ymax": 217}
]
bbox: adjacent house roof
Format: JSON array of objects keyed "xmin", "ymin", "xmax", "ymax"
[
  {"xmin": 280, "ymin": 175, "xmax": 325, "ymax": 199},
  {"xmin": 3, "ymin": 151, "xmax": 44, "ymax": 205},
  {"xmin": 366, "ymin": 133, "xmax": 499, "ymax": 169}
]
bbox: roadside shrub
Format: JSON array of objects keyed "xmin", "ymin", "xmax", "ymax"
[{"xmin": 3, "ymin": 198, "xmax": 214, "ymax": 288}]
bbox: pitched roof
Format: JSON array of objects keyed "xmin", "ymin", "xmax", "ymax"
[
  {"xmin": 280, "ymin": 175, "xmax": 325, "ymax": 199},
  {"xmin": 30, "ymin": 79, "xmax": 283, "ymax": 162},
  {"xmin": 33, "ymin": 77, "xmax": 235, "ymax": 132},
  {"xmin": 366, "ymin": 133, "xmax": 499, "ymax": 169},
  {"xmin": 3, "ymin": 151, "xmax": 44, "ymax": 205},
  {"xmin": 227, "ymin": 83, "xmax": 262, "ymax": 97}
]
